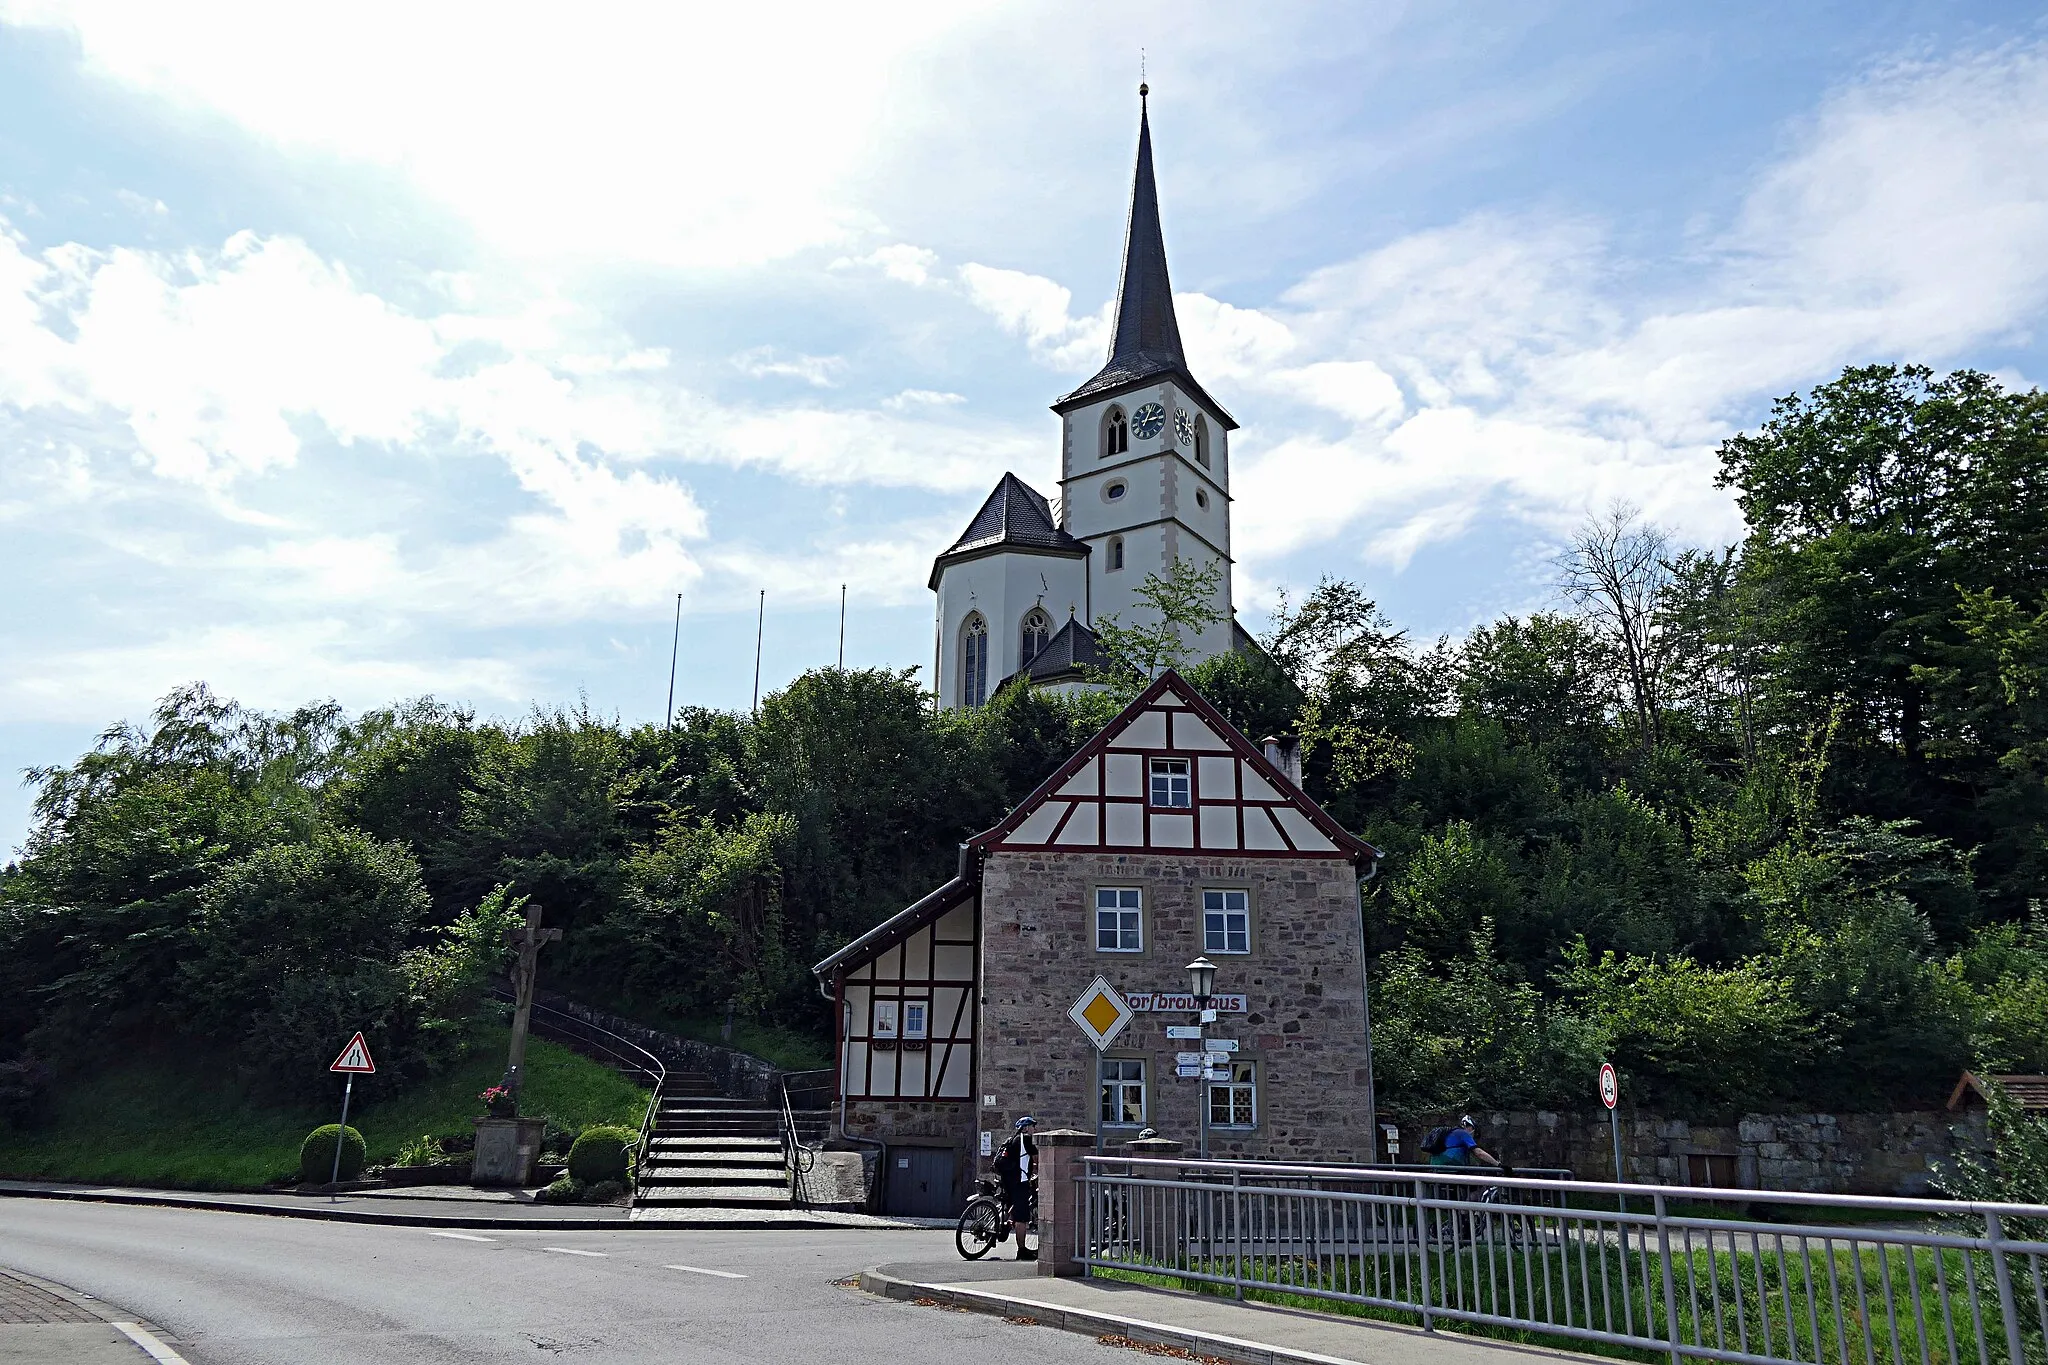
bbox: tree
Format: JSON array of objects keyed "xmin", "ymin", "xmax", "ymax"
[
  {"xmin": 1088, "ymin": 557, "xmax": 1226, "ymax": 688},
  {"xmin": 1555, "ymin": 503, "xmax": 1673, "ymax": 755}
]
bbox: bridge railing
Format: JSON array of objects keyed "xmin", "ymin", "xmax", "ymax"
[{"xmin": 1079, "ymin": 1156, "xmax": 2048, "ymax": 1365}]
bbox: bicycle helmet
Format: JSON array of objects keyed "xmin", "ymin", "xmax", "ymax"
[
  {"xmin": 1460, "ymin": 1114, "xmax": 1476, "ymax": 1128},
  {"xmin": 1014, "ymin": 1115, "xmax": 1037, "ymax": 1130}
]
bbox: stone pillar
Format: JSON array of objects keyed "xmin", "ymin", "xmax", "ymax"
[
  {"xmin": 1120, "ymin": 1136, "xmax": 1185, "ymax": 1159},
  {"xmin": 1034, "ymin": 1129, "xmax": 1095, "ymax": 1277},
  {"xmin": 471, "ymin": 1116, "xmax": 546, "ymax": 1187}
]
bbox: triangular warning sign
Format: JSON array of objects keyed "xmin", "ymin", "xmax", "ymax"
[{"xmin": 330, "ymin": 1032, "xmax": 376, "ymax": 1074}]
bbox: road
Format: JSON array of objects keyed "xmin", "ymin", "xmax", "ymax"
[{"xmin": 0, "ymin": 1201, "xmax": 1133, "ymax": 1364}]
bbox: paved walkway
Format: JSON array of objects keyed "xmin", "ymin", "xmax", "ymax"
[
  {"xmin": 864, "ymin": 1261, "xmax": 1591, "ymax": 1365},
  {"xmin": 0, "ymin": 1267, "xmax": 186, "ymax": 1363}
]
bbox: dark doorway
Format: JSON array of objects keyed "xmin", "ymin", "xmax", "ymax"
[{"xmin": 885, "ymin": 1146, "xmax": 958, "ymax": 1218}]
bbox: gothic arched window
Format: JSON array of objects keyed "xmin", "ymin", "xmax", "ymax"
[
  {"xmin": 1194, "ymin": 414, "xmax": 1211, "ymax": 469},
  {"xmin": 1021, "ymin": 608, "xmax": 1052, "ymax": 665},
  {"xmin": 1107, "ymin": 536, "xmax": 1125, "ymax": 572},
  {"xmin": 961, "ymin": 613, "xmax": 989, "ymax": 707},
  {"xmin": 1104, "ymin": 407, "xmax": 1129, "ymax": 457}
]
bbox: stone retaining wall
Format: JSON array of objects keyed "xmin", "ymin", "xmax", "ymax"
[
  {"xmin": 1387, "ymin": 1108, "xmax": 1989, "ymax": 1196},
  {"xmin": 530, "ymin": 989, "xmax": 784, "ymax": 1100}
]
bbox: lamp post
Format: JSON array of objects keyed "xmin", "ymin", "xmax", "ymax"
[{"xmin": 1185, "ymin": 956, "xmax": 1218, "ymax": 1160}]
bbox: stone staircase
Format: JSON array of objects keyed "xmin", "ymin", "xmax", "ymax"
[{"xmin": 635, "ymin": 1071, "xmax": 794, "ymax": 1211}]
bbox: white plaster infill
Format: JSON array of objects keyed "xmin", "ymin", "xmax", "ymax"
[{"xmin": 861, "ymin": 1261, "xmax": 1595, "ymax": 1365}]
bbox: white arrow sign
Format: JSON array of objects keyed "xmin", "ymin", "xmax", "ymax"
[{"xmin": 1203, "ymin": 1039, "xmax": 1238, "ymax": 1052}]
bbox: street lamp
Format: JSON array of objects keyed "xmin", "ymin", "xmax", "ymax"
[{"xmin": 1185, "ymin": 957, "xmax": 1219, "ymax": 1159}]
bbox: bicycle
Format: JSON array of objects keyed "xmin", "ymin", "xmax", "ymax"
[{"xmin": 955, "ymin": 1175, "xmax": 1036, "ymax": 1260}]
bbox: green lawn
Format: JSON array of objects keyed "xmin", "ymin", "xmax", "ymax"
[{"xmin": 0, "ymin": 1033, "xmax": 649, "ymax": 1191}]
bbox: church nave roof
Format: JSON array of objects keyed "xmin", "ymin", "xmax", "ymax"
[{"xmin": 928, "ymin": 472, "xmax": 1087, "ymax": 589}]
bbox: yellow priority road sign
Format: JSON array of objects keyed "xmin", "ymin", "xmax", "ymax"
[{"xmin": 1068, "ymin": 976, "xmax": 1134, "ymax": 1051}]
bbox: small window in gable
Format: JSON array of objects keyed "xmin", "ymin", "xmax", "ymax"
[
  {"xmin": 1195, "ymin": 488, "xmax": 1209, "ymax": 510},
  {"xmin": 1149, "ymin": 757, "xmax": 1190, "ymax": 808},
  {"xmin": 903, "ymin": 1001, "xmax": 928, "ymax": 1040},
  {"xmin": 1021, "ymin": 608, "xmax": 1051, "ymax": 665},
  {"xmin": 1104, "ymin": 480, "xmax": 1126, "ymax": 502},
  {"xmin": 1104, "ymin": 406, "xmax": 1129, "ymax": 457}
]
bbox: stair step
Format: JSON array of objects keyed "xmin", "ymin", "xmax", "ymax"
[
  {"xmin": 646, "ymin": 1153, "xmax": 783, "ymax": 1169},
  {"xmin": 640, "ymin": 1168, "xmax": 790, "ymax": 1186},
  {"xmin": 648, "ymin": 1135, "xmax": 781, "ymax": 1148},
  {"xmin": 633, "ymin": 1187, "xmax": 794, "ymax": 1207}
]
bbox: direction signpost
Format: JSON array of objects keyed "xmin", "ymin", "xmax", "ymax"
[
  {"xmin": 1599, "ymin": 1061, "xmax": 1624, "ymax": 1210},
  {"xmin": 327, "ymin": 1032, "xmax": 377, "ymax": 1199}
]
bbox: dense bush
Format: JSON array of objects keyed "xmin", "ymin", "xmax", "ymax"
[
  {"xmin": 582, "ymin": 1179, "xmax": 625, "ymax": 1204},
  {"xmin": 299, "ymin": 1123, "xmax": 366, "ymax": 1184},
  {"xmin": 533, "ymin": 1174, "xmax": 585, "ymax": 1204},
  {"xmin": 565, "ymin": 1126, "xmax": 636, "ymax": 1185}
]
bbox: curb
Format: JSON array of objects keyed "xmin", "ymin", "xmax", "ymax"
[
  {"xmin": 858, "ymin": 1266, "xmax": 1363, "ymax": 1365},
  {"xmin": 0, "ymin": 1185, "xmax": 844, "ymax": 1232}
]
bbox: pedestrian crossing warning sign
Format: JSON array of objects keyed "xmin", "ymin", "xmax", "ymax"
[
  {"xmin": 1068, "ymin": 977, "xmax": 1133, "ymax": 1052},
  {"xmin": 330, "ymin": 1032, "xmax": 376, "ymax": 1074}
]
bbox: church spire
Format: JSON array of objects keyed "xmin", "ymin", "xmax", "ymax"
[
  {"xmin": 1104, "ymin": 83, "xmax": 1185, "ymax": 374},
  {"xmin": 1053, "ymin": 86, "xmax": 1235, "ymax": 427}
]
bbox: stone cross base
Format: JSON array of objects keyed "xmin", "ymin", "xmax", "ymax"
[{"xmin": 472, "ymin": 1116, "xmax": 547, "ymax": 1187}]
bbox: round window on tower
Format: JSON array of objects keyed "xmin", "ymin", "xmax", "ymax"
[
  {"xmin": 1104, "ymin": 481, "xmax": 1127, "ymax": 503},
  {"xmin": 1196, "ymin": 489, "xmax": 1209, "ymax": 510}
]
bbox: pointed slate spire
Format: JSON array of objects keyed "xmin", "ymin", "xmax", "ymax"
[
  {"xmin": 1054, "ymin": 87, "xmax": 1235, "ymax": 427},
  {"xmin": 1106, "ymin": 84, "xmax": 1185, "ymax": 374}
]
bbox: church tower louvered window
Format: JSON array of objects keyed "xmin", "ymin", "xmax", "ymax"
[{"xmin": 1104, "ymin": 407, "xmax": 1129, "ymax": 457}]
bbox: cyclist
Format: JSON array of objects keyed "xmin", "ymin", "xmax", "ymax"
[
  {"xmin": 994, "ymin": 1116, "xmax": 1038, "ymax": 1261},
  {"xmin": 1431, "ymin": 1114, "xmax": 1499, "ymax": 1167}
]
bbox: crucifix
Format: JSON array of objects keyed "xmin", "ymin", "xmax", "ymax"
[{"xmin": 503, "ymin": 902, "xmax": 561, "ymax": 1096}]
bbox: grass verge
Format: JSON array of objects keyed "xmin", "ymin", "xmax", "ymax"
[{"xmin": 0, "ymin": 1029, "xmax": 648, "ymax": 1191}]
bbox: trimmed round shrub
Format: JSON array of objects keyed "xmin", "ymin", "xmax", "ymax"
[
  {"xmin": 565, "ymin": 1126, "xmax": 637, "ymax": 1185},
  {"xmin": 583, "ymin": 1179, "xmax": 625, "ymax": 1204},
  {"xmin": 299, "ymin": 1124, "xmax": 367, "ymax": 1184}
]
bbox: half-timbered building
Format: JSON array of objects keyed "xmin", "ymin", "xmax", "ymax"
[{"xmin": 812, "ymin": 671, "xmax": 1382, "ymax": 1216}]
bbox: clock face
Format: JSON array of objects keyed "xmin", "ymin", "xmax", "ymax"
[
  {"xmin": 1131, "ymin": 402, "xmax": 1167, "ymax": 440},
  {"xmin": 1174, "ymin": 408, "xmax": 1196, "ymax": 446}
]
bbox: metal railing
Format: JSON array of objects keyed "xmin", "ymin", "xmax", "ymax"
[
  {"xmin": 1079, "ymin": 1157, "xmax": 2048, "ymax": 1365},
  {"xmin": 488, "ymin": 986, "xmax": 666, "ymax": 1197},
  {"xmin": 779, "ymin": 1077, "xmax": 819, "ymax": 1209}
]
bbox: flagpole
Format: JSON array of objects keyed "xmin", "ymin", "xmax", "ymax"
[
  {"xmin": 664, "ymin": 592, "xmax": 682, "ymax": 731},
  {"xmin": 752, "ymin": 590, "xmax": 765, "ymax": 718},
  {"xmin": 837, "ymin": 584, "xmax": 846, "ymax": 671}
]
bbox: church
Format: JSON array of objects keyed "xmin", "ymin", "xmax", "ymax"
[
  {"xmin": 932, "ymin": 86, "xmax": 1251, "ymax": 709},
  {"xmin": 813, "ymin": 97, "xmax": 1382, "ymax": 1219}
]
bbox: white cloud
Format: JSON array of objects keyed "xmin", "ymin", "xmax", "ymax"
[
  {"xmin": 732, "ymin": 346, "xmax": 847, "ymax": 387},
  {"xmin": 958, "ymin": 262, "xmax": 1109, "ymax": 370},
  {"xmin": 882, "ymin": 388, "xmax": 967, "ymax": 410},
  {"xmin": 0, "ymin": 0, "xmax": 1003, "ymax": 270},
  {"xmin": 832, "ymin": 243, "xmax": 942, "ymax": 286}
]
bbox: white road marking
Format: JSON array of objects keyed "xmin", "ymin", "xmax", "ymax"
[
  {"xmin": 428, "ymin": 1231, "xmax": 496, "ymax": 1242},
  {"xmin": 543, "ymin": 1247, "xmax": 607, "ymax": 1257},
  {"xmin": 665, "ymin": 1263, "xmax": 747, "ymax": 1279},
  {"xmin": 113, "ymin": 1322, "xmax": 191, "ymax": 1363}
]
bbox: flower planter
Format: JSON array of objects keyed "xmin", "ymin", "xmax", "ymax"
[{"xmin": 471, "ymin": 1116, "xmax": 547, "ymax": 1187}]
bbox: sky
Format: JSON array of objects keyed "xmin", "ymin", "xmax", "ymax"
[{"xmin": 6, "ymin": 1, "xmax": 2048, "ymax": 856}]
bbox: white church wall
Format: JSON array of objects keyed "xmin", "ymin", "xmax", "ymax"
[{"xmin": 935, "ymin": 550, "xmax": 1087, "ymax": 708}]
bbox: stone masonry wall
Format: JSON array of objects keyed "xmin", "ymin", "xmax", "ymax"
[
  {"xmin": 1390, "ymin": 1109, "xmax": 1990, "ymax": 1196},
  {"xmin": 978, "ymin": 849, "xmax": 1371, "ymax": 1168}
]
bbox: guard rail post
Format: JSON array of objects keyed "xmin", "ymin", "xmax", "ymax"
[
  {"xmin": 1654, "ymin": 1190, "xmax": 1682, "ymax": 1365},
  {"xmin": 1414, "ymin": 1176, "xmax": 1434, "ymax": 1332},
  {"xmin": 1035, "ymin": 1129, "xmax": 1094, "ymax": 1277},
  {"xmin": 1985, "ymin": 1212, "xmax": 2027, "ymax": 1365}
]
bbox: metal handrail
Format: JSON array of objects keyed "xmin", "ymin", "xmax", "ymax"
[
  {"xmin": 1078, "ymin": 1156, "xmax": 2048, "ymax": 1365},
  {"xmin": 488, "ymin": 985, "xmax": 667, "ymax": 1198},
  {"xmin": 778, "ymin": 1077, "xmax": 818, "ymax": 1209}
]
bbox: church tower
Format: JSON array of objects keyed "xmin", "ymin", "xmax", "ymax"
[{"xmin": 932, "ymin": 87, "xmax": 1238, "ymax": 710}]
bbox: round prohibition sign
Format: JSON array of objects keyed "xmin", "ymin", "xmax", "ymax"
[{"xmin": 1598, "ymin": 1061, "xmax": 1618, "ymax": 1109}]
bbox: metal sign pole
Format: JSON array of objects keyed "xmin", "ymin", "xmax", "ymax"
[
  {"xmin": 329, "ymin": 1074, "xmax": 354, "ymax": 1201},
  {"xmin": 1610, "ymin": 1105, "xmax": 1625, "ymax": 1208}
]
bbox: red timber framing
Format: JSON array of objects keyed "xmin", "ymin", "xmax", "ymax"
[
  {"xmin": 836, "ymin": 889, "xmax": 978, "ymax": 1102},
  {"xmin": 968, "ymin": 670, "xmax": 1376, "ymax": 861}
]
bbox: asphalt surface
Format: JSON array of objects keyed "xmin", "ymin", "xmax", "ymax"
[{"xmin": 0, "ymin": 1200, "xmax": 1135, "ymax": 1364}]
